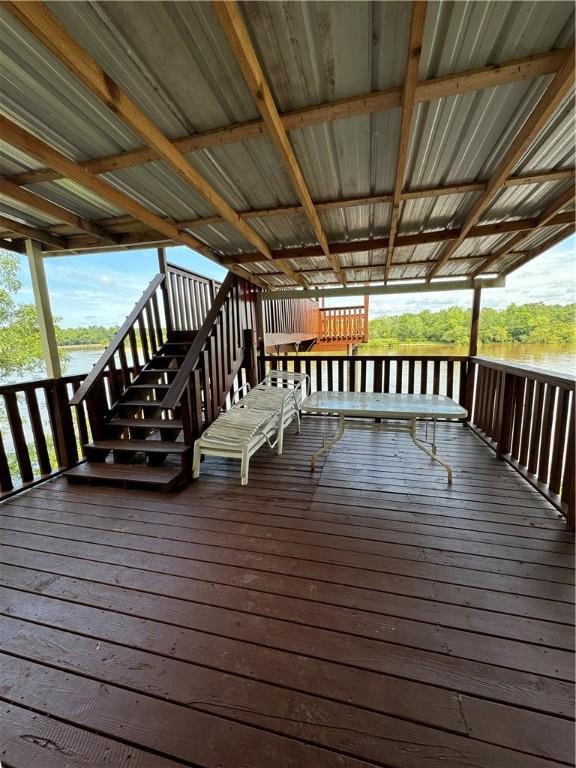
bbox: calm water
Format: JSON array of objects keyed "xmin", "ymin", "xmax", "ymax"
[
  {"xmin": 356, "ymin": 342, "xmax": 575, "ymax": 376},
  {"xmin": 1, "ymin": 342, "xmax": 574, "ymax": 386}
]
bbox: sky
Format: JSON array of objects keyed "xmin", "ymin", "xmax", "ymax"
[{"xmin": 13, "ymin": 234, "xmax": 576, "ymax": 327}]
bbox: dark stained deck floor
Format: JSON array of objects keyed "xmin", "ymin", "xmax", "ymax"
[{"xmin": 0, "ymin": 419, "xmax": 574, "ymax": 768}]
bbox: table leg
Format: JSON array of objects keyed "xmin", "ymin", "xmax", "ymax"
[
  {"xmin": 310, "ymin": 414, "xmax": 345, "ymax": 471},
  {"xmin": 409, "ymin": 418, "xmax": 453, "ymax": 483}
]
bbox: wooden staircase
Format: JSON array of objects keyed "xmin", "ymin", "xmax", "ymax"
[
  {"xmin": 64, "ymin": 265, "xmax": 259, "ymax": 491},
  {"xmin": 65, "ymin": 333, "xmax": 194, "ymax": 490}
]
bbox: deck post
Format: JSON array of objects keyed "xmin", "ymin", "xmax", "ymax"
[
  {"xmin": 468, "ymin": 285, "xmax": 482, "ymax": 357},
  {"xmin": 363, "ymin": 295, "xmax": 370, "ymax": 343},
  {"xmin": 255, "ymin": 292, "xmax": 266, "ymax": 379},
  {"xmin": 26, "ymin": 238, "xmax": 61, "ymax": 378},
  {"xmin": 157, "ymin": 247, "xmax": 173, "ymax": 336},
  {"xmin": 243, "ymin": 328, "xmax": 259, "ymax": 388}
]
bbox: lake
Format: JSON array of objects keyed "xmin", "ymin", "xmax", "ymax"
[
  {"xmin": 1, "ymin": 342, "xmax": 574, "ymax": 386},
  {"xmin": 59, "ymin": 344, "xmax": 575, "ymax": 377}
]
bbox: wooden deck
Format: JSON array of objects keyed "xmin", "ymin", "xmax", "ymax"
[{"xmin": 0, "ymin": 418, "xmax": 574, "ymax": 768}]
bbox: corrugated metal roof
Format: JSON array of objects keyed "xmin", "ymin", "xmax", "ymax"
[{"xmin": 0, "ymin": 0, "xmax": 574, "ymax": 289}]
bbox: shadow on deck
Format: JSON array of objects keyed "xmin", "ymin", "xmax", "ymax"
[{"xmin": 0, "ymin": 419, "xmax": 574, "ymax": 767}]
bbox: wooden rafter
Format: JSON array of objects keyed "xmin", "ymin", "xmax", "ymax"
[
  {"xmin": 38, "ymin": 209, "xmax": 573, "ymax": 261},
  {"xmin": 0, "ymin": 115, "xmax": 268, "ymax": 288},
  {"xmin": 213, "ymin": 0, "xmax": 345, "ymax": 285},
  {"xmin": 5, "ymin": 48, "xmax": 569, "ymax": 188},
  {"xmin": 385, "ymin": 1, "xmax": 427, "ymax": 283},
  {"xmin": 502, "ymin": 225, "xmax": 576, "ymax": 277},
  {"xmin": 470, "ymin": 187, "xmax": 575, "ymax": 276},
  {"xmin": 0, "ymin": 214, "xmax": 66, "ymax": 249},
  {"xmin": 0, "ymin": 177, "xmax": 116, "ymax": 244},
  {"xmin": 219, "ymin": 211, "xmax": 574, "ymax": 265},
  {"xmin": 14, "ymin": 167, "xmax": 571, "ymax": 244},
  {"xmin": 428, "ymin": 46, "xmax": 575, "ymax": 278},
  {"xmin": 4, "ymin": 2, "xmax": 305, "ymax": 288}
]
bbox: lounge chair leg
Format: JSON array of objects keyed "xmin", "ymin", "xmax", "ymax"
[
  {"xmin": 241, "ymin": 448, "xmax": 249, "ymax": 485},
  {"xmin": 192, "ymin": 442, "xmax": 201, "ymax": 480}
]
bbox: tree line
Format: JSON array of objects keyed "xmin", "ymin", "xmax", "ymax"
[
  {"xmin": 368, "ymin": 303, "xmax": 576, "ymax": 345},
  {"xmin": 57, "ymin": 325, "xmax": 118, "ymax": 347}
]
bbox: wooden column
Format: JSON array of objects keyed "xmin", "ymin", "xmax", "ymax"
[
  {"xmin": 468, "ymin": 285, "xmax": 482, "ymax": 357},
  {"xmin": 363, "ymin": 294, "xmax": 370, "ymax": 343},
  {"xmin": 157, "ymin": 247, "xmax": 173, "ymax": 336},
  {"xmin": 26, "ymin": 239, "xmax": 61, "ymax": 378}
]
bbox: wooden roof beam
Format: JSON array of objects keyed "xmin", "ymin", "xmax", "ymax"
[
  {"xmin": 44, "ymin": 167, "xmax": 571, "ymax": 239},
  {"xmin": 385, "ymin": 1, "xmax": 427, "ymax": 283},
  {"xmin": 5, "ymin": 2, "xmax": 304, "ymax": 288},
  {"xmin": 0, "ymin": 214, "xmax": 66, "ymax": 249},
  {"xmin": 428, "ymin": 46, "xmax": 575, "ymax": 278},
  {"xmin": 213, "ymin": 0, "xmax": 344, "ymax": 285},
  {"xmin": 0, "ymin": 176, "xmax": 117, "ymax": 244},
  {"xmin": 5, "ymin": 48, "xmax": 569, "ymax": 188},
  {"xmin": 471, "ymin": 187, "xmax": 575, "ymax": 276},
  {"xmin": 0, "ymin": 115, "xmax": 268, "ymax": 288},
  {"xmin": 501, "ymin": 225, "xmax": 576, "ymax": 277},
  {"xmin": 222, "ymin": 211, "xmax": 574, "ymax": 265}
]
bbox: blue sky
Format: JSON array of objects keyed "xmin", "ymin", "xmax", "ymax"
[{"xmin": 14, "ymin": 235, "xmax": 576, "ymax": 326}]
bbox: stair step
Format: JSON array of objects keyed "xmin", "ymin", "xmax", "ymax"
[
  {"xmin": 117, "ymin": 400, "xmax": 167, "ymax": 407},
  {"xmin": 65, "ymin": 462, "xmax": 182, "ymax": 490},
  {"xmin": 108, "ymin": 418, "xmax": 183, "ymax": 430},
  {"xmin": 127, "ymin": 384, "xmax": 170, "ymax": 390},
  {"xmin": 139, "ymin": 368, "xmax": 179, "ymax": 374},
  {"xmin": 85, "ymin": 440, "xmax": 190, "ymax": 454}
]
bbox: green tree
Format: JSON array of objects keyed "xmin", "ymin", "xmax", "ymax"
[
  {"xmin": 0, "ymin": 250, "xmax": 45, "ymax": 377},
  {"xmin": 367, "ymin": 301, "xmax": 576, "ymax": 346}
]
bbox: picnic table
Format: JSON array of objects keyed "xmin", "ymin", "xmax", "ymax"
[{"xmin": 301, "ymin": 392, "xmax": 468, "ymax": 483}]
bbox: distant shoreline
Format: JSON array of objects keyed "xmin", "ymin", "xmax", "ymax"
[{"xmin": 59, "ymin": 344, "xmax": 106, "ymax": 350}]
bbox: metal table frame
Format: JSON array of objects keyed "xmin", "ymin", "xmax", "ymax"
[{"xmin": 302, "ymin": 392, "xmax": 468, "ymax": 484}]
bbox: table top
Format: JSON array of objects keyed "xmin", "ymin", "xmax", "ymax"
[{"xmin": 302, "ymin": 392, "xmax": 468, "ymax": 419}]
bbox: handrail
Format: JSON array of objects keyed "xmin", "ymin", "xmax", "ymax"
[
  {"xmin": 471, "ymin": 356, "xmax": 576, "ymax": 386},
  {"xmin": 161, "ymin": 272, "xmax": 235, "ymax": 410},
  {"xmin": 70, "ymin": 273, "xmax": 164, "ymax": 405}
]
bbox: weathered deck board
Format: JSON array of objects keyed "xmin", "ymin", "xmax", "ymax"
[{"xmin": 0, "ymin": 420, "xmax": 574, "ymax": 768}]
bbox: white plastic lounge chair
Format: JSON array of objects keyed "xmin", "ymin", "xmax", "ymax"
[
  {"xmin": 192, "ymin": 369, "xmax": 308, "ymax": 485},
  {"xmin": 192, "ymin": 406, "xmax": 279, "ymax": 486},
  {"xmin": 237, "ymin": 370, "xmax": 309, "ymax": 454}
]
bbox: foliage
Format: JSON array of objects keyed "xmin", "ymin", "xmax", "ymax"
[
  {"xmin": 57, "ymin": 324, "xmax": 118, "ymax": 347},
  {"xmin": 368, "ymin": 303, "xmax": 576, "ymax": 345},
  {"xmin": 0, "ymin": 250, "xmax": 47, "ymax": 377}
]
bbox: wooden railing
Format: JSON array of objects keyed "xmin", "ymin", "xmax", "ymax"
[
  {"xmin": 467, "ymin": 357, "xmax": 575, "ymax": 527},
  {"xmin": 165, "ymin": 262, "xmax": 220, "ymax": 332},
  {"xmin": 319, "ymin": 306, "xmax": 368, "ymax": 342},
  {"xmin": 263, "ymin": 296, "xmax": 319, "ymax": 348},
  {"xmin": 69, "ymin": 274, "xmax": 167, "ymax": 435},
  {"xmin": 263, "ymin": 354, "xmax": 469, "ymax": 404},
  {"xmin": 161, "ymin": 274, "xmax": 258, "ymax": 441},
  {"xmin": 1, "ymin": 373, "xmax": 88, "ymax": 498}
]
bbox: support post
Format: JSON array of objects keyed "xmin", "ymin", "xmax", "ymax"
[
  {"xmin": 26, "ymin": 239, "xmax": 61, "ymax": 378},
  {"xmin": 243, "ymin": 329, "xmax": 259, "ymax": 388},
  {"xmin": 157, "ymin": 247, "xmax": 173, "ymax": 337},
  {"xmin": 157, "ymin": 246, "xmax": 168, "ymax": 274},
  {"xmin": 468, "ymin": 285, "xmax": 482, "ymax": 357},
  {"xmin": 255, "ymin": 292, "xmax": 266, "ymax": 379},
  {"xmin": 363, "ymin": 294, "xmax": 370, "ymax": 343}
]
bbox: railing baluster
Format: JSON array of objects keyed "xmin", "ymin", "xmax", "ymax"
[
  {"xmin": 4, "ymin": 392, "xmax": 34, "ymax": 483},
  {"xmin": 528, "ymin": 380, "xmax": 545, "ymax": 475},
  {"xmin": 0, "ymin": 430, "xmax": 13, "ymax": 494},
  {"xmin": 25, "ymin": 388, "xmax": 51, "ymax": 476},
  {"xmin": 395, "ymin": 360, "xmax": 403, "ymax": 393},
  {"xmin": 519, "ymin": 378, "xmax": 535, "ymax": 467},
  {"xmin": 138, "ymin": 313, "xmax": 150, "ymax": 363},
  {"xmin": 549, "ymin": 387, "xmax": 571, "ymax": 495}
]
